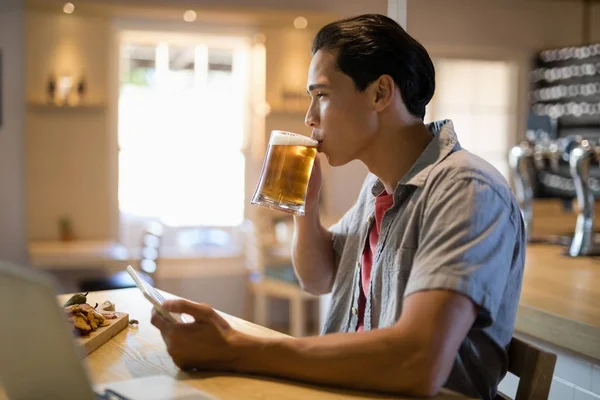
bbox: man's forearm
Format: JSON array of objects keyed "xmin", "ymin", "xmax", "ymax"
[
  {"xmin": 291, "ymin": 212, "xmax": 336, "ymax": 294},
  {"xmin": 231, "ymin": 327, "xmax": 436, "ymax": 396}
]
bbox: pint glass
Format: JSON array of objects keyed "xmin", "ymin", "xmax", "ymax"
[{"xmin": 251, "ymin": 130, "xmax": 319, "ymax": 216}]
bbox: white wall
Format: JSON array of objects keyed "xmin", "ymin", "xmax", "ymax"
[
  {"xmin": 409, "ymin": 0, "xmax": 587, "ymax": 50},
  {"xmin": 408, "ymin": 0, "xmax": 598, "ymax": 142},
  {"xmin": 0, "ymin": 0, "xmax": 28, "ymax": 264},
  {"xmin": 25, "ymin": 12, "xmax": 112, "ymax": 241}
]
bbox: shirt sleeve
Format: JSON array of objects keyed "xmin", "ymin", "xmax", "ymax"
[{"xmin": 404, "ymin": 175, "xmax": 521, "ymax": 328}]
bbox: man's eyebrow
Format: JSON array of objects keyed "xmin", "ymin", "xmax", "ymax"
[{"xmin": 307, "ymin": 83, "xmax": 329, "ymax": 93}]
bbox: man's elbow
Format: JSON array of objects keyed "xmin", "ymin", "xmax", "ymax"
[
  {"xmin": 410, "ymin": 372, "xmax": 444, "ymax": 397},
  {"xmin": 299, "ymin": 278, "xmax": 332, "ymax": 295},
  {"xmin": 391, "ymin": 345, "xmax": 449, "ymax": 397},
  {"xmin": 409, "ymin": 355, "xmax": 450, "ymax": 397}
]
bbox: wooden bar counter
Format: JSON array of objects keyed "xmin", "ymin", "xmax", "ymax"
[{"xmin": 517, "ymin": 243, "xmax": 600, "ymax": 361}]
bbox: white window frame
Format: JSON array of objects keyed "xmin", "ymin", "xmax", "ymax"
[{"xmin": 107, "ymin": 20, "xmax": 267, "ymax": 257}]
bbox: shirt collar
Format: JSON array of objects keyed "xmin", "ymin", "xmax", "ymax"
[{"xmin": 370, "ymin": 119, "xmax": 461, "ymax": 197}]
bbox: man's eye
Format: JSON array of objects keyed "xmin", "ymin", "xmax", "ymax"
[{"xmin": 316, "ymin": 92, "xmax": 325, "ymax": 99}]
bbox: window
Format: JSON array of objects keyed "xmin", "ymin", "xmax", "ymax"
[
  {"xmin": 118, "ymin": 34, "xmax": 251, "ymax": 254},
  {"xmin": 426, "ymin": 59, "xmax": 517, "ymax": 179}
]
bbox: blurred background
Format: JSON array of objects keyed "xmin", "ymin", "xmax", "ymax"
[{"xmin": 1, "ymin": 1, "xmax": 600, "ymax": 397}]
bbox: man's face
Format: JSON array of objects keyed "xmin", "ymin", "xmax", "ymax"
[{"xmin": 305, "ymin": 50, "xmax": 378, "ymax": 166}]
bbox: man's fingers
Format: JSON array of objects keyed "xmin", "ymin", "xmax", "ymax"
[
  {"xmin": 310, "ymin": 156, "xmax": 321, "ymax": 181},
  {"xmin": 313, "ymin": 154, "xmax": 321, "ymax": 170},
  {"xmin": 150, "ymin": 308, "xmax": 171, "ymax": 331},
  {"xmin": 162, "ymin": 299, "xmax": 215, "ymax": 322}
]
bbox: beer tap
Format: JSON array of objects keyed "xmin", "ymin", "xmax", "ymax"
[
  {"xmin": 568, "ymin": 139, "xmax": 600, "ymax": 256},
  {"xmin": 533, "ymin": 135, "xmax": 551, "ymax": 170},
  {"xmin": 547, "ymin": 141, "xmax": 562, "ymax": 171},
  {"xmin": 559, "ymin": 135, "xmax": 584, "ymax": 164},
  {"xmin": 509, "ymin": 141, "xmax": 535, "ymax": 241},
  {"xmin": 532, "ymin": 134, "xmax": 563, "ymax": 171}
]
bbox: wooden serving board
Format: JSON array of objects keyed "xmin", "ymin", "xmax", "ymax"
[{"xmin": 76, "ymin": 312, "xmax": 129, "ymax": 356}]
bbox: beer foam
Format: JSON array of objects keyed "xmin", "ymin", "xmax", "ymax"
[{"xmin": 270, "ymin": 130, "xmax": 318, "ymax": 147}]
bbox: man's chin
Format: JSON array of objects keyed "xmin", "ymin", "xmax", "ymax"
[
  {"xmin": 320, "ymin": 149, "xmax": 350, "ymax": 167},
  {"xmin": 324, "ymin": 154, "xmax": 344, "ymax": 167}
]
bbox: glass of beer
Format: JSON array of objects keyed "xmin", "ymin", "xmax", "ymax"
[{"xmin": 251, "ymin": 130, "xmax": 319, "ymax": 216}]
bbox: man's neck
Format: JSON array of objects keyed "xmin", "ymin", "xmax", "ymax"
[{"xmin": 360, "ymin": 122, "xmax": 433, "ymax": 194}]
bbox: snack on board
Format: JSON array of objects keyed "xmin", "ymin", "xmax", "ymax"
[{"xmin": 62, "ymin": 293, "xmax": 119, "ymax": 336}]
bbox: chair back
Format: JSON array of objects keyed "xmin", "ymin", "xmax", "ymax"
[
  {"xmin": 243, "ymin": 217, "xmax": 271, "ymax": 279},
  {"xmin": 497, "ymin": 337, "xmax": 557, "ymax": 400},
  {"xmin": 244, "ymin": 210, "xmax": 294, "ymax": 278},
  {"xmin": 138, "ymin": 222, "xmax": 163, "ymax": 277}
]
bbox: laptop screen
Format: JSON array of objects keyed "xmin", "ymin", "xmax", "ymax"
[{"xmin": 0, "ymin": 261, "xmax": 97, "ymax": 400}]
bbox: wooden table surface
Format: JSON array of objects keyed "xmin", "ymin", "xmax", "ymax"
[
  {"xmin": 517, "ymin": 244, "xmax": 600, "ymax": 360},
  {"xmin": 54, "ymin": 289, "xmax": 467, "ymax": 400}
]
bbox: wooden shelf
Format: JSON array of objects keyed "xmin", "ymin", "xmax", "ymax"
[{"xmin": 27, "ymin": 103, "xmax": 107, "ymax": 112}]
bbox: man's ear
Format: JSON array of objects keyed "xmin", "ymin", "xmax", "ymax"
[{"xmin": 372, "ymin": 74, "xmax": 395, "ymax": 112}]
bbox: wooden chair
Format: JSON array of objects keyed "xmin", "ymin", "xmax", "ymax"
[
  {"xmin": 497, "ymin": 336, "xmax": 557, "ymax": 400},
  {"xmin": 244, "ymin": 213, "xmax": 319, "ymax": 337},
  {"xmin": 79, "ymin": 224, "xmax": 163, "ymax": 291}
]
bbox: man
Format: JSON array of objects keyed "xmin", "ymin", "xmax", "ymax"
[{"xmin": 152, "ymin": 14, "xmax": 525, "ymax": 399}]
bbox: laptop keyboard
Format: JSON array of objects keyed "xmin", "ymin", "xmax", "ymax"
[{"xmin": 96, "ymin": 389, "xmax": 130, "ymax": 399}]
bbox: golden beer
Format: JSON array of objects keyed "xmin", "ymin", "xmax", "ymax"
[{"xmin": 251, "ymin": 131, "xmax": 318, "ymax": 215}]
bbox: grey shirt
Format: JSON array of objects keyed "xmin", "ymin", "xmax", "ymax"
[{"xmin": 323, "ymin": 120, "xmax": 525, "ymax": 400}]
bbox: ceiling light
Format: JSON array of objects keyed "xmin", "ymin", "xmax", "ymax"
[
  {"xmin": 183, "ymin": 10, "xmax": 196, "ymax": 22},
  {"xmin": 63, "ymin": 2, "xmax": 75, "ymax": 14},
  {"xmin": 293, "ymin": 16, "xmax": 308, "ymax": 30}
]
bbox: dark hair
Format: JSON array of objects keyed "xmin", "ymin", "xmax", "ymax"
[{"xmin": 312, "ymin": 14, "xmax": 435, "ymax": 120}]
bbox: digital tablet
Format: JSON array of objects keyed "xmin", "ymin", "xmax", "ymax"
[{"xmin": 126, "ymin": 265, "xmax": 187, "ymax": 323}]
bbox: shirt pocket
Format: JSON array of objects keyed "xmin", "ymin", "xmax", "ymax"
[
  {"xmin": 394, "ymin": 247, "xmax": 416, "ymax": 288},
  {"xmin": 381, "ymin": 247, "xmax": 417, "ymax": 324}
]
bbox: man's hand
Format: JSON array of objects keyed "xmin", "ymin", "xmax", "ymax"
[
  {"xmin": 150, "ymin": 299, "xmax": 241, "ymax": 371},
  {"xmin": 291, "ymin": 155, "xmax": 337, "ymax": 294}
]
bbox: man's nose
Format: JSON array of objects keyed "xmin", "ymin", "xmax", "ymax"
[{"xmin": 305, "ymin": 106, "xmax": 319, "ymax": 128}]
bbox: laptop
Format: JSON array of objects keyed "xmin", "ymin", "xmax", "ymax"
[{"xmin": 0, "ymin": 260, "xmax": 214, "ymax": 400}]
